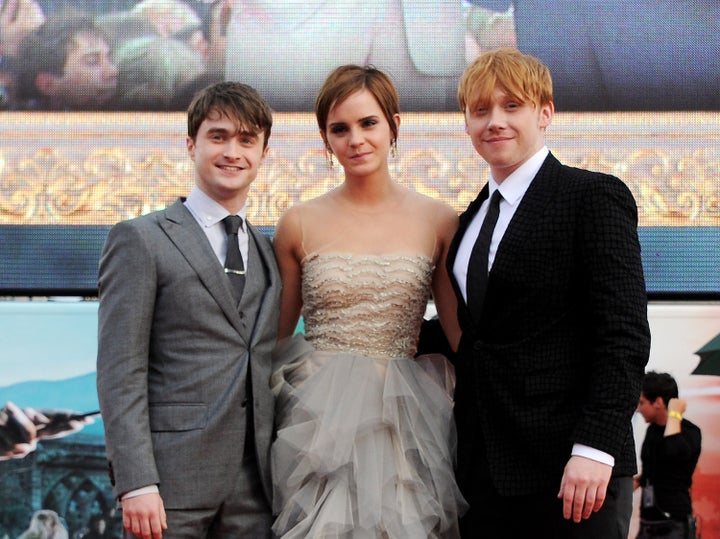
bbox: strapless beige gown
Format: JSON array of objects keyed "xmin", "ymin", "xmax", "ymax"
[{"xmin": 270, "ymin": 253, "xmax": 467, "ymax": 538}]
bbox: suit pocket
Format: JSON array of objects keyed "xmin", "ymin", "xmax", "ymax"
[{"xmin": 149, "ymin": 403, "xmax": 207, "ymax": 432}]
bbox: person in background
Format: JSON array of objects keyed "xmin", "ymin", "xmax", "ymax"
[
  {"xmin": 449, "ymin": 47, "xmax": 650, "ymax": 538},
  {"xmin": 130, "ymin": 0, "xmax": 209, "ymax": 62},
  {"xmin": 81, "ymin": 514, "xmax": 107, "ymax": 539},
  {"xmin": 112, "ymin": 35, "xmax": 206, "ymax": 111},
  {"xmin": 0, "ymin": 0, "xmax": 45, "ymax": 108},
  {"xmin": 97, "ymin": 81, "xmax": 281, "ymax": 539},
  {"xmin": 16, "ymin": 510, "xmax": 69, "ymax": 539},
  {"xmin": 14, "ymin": 9, "xmax": 117, "ymax": 110},
  {"xmin": 224, "ymin": 1, "xmax": 466, "ymax": 111},
  {"xmin": 95, "ymin": 10, "xmax": 159, "ymax": 53},
  {"xmin": 270, "ymin": 64, "xmax": 466, "ymax": 537},
  {"xmin": 635, "ymin": 371, "xmax": 702, "ymax": 539}
]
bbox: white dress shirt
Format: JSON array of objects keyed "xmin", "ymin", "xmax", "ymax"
[{"xmin": 184, "ymin": 186, "xmax": 250, "ymax": 266}]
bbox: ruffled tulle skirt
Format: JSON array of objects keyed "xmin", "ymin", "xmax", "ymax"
[{"xmin": 270, "ymin": 335, "xmax": 468, "ymax": 538}]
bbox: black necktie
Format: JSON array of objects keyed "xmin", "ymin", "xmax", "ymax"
[
  {"xmin": 467, "ymin": 190, "xmax": 503, "ymax": 313},
  {"xmin": 222, "ymin": 215, "xmax": 246, "ymax": 302}
]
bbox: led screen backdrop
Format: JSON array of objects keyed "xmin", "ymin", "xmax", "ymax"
[{"xmin": 1, "ymin": 1, "xmax": 719, "ymax": 297}]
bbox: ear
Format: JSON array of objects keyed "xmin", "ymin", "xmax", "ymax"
[
  {"xmin": 261, "ymin": 144, "xmax": 270, "ymax": 161},
  {"xmin": 35, "ymin": 72, "xmax": 59, "ymax": 97},
  {"xmin": 539, "ymin": 101, "xmax": 554, "ymax": 129},
  {"xmin": 393, "ymin": 113, "xmax": 401, "ymax": 130},
  {"xmin": 186, "ymin": 136, "xmax": 195, "ymax": 160},
  {"xmin": 319, "ymin": 129, "xmax": 330, "ymax": 150}
]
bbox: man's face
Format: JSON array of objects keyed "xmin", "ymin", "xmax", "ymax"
[
  {"xmin": 637, "ymin": 393, "xmax": 663, "ymax": 424},
  {"xmin": 464, "ymin": 85, "xmax": 553, "ymax": 183},
  {"xmin": 48, "ymin": 32, "xmax": 118, "ymax": 110},
  {"xmin": 186, "ymin": 110, "xmax": 269, "ymax": 210}
]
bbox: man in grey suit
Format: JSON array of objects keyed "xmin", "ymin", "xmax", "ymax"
[{"xmin": 97, "ymin": 82, "xmax": 281, "ymax": 539}]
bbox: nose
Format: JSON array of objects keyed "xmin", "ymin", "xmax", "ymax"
[
  {"xmin": 486, "ymin": 106, "xmax": 505, "ymax": 129},
  {"xmin": 224, "ymin": 138, "xmax": 243, "ymax": 159},
  {"xmin": 348, "ymin": 126, "xmax": 364, "ymax": 147},
  {"xmin": 104, "ymin": 57, "xmax": 119, "ymax": 81}
]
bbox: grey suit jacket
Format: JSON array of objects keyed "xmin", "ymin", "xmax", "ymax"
[{"xmin": 96, "ymin": 198, "xmax": 281, "ymax": 508}]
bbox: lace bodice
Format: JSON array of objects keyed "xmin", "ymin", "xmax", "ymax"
[{"xmin": 301, "ymin": 252, "xmax": 434, "ymax": 359}]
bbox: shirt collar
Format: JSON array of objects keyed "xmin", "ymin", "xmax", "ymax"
[
  {"xmin": 490, "ymin": 146, "xmax": 549, "ymax": 206},
  {"xmin": 185, "ymin": 186, "xmax": 248, "ymax": 228}
]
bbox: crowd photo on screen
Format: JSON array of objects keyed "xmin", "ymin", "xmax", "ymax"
[{"xmin": 1, "ymin": 0, "xmax": 718, "ymax": 112}]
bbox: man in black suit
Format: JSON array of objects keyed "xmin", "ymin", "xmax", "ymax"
[{"xmin": 448, "ymin": 48, "xmax": 651, "ymax": 538}]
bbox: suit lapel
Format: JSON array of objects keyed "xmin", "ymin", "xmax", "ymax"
[
  {"xmin": 489, "ymin": 154, "xmax": 561, "ymax": 279},
  {"xmin": 245, "ymin": 221, "xmax": 280, "ymax": 347},
  {"xmin": 161, "ymin": 199, "xmax": 247, "ymax": 337},
  {"xmin": 447, "ymin": 184, "xmax": 489, "ymax": 324},
  {"xmin": 449, "ymin": 154, "xmax": 562, "ymax": 324}
]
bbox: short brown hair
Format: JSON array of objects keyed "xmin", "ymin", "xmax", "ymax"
[
  {"xmin": 458, "ymin": 48, "xmax": 553, "ymax": 112},
  {"xmin": 315, "ymin": 65, "xmax": 399, "ymax": 144},
  {"xmin": 187, "ymin": 82, "xmax": 273, "ymax": 148}
]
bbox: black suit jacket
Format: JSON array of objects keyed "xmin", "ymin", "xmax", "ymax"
[{"xmin": 448, "ymin": 153, "xmax": 650, "ymax": 496}]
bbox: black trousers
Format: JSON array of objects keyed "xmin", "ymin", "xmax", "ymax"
[
  {"xmin": 637, "ymin": 517, "xmax": 694, "ymax": 539},
  {"xmin": 458, "ymin": 463, "xmax": 633, "ymax": 539}
]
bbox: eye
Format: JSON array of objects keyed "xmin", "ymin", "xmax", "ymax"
[
  {"xmin": 84, "ymin": 53, "xmax": 102, "ymax": 67},
  {"xmin": 362, "ymin": 118, "xmax": 378, "ymax": 128},
  {"xmin": 329, "ymin": 125, "xmax": 347, "ymax": 135}
]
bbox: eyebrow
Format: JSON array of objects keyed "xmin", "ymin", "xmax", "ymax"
[
  {"xmin": 206, "ymin": 127, "xmax": 258, "ymax": 138},
  {"xmin": 328, "ymin": 114, "xmax": 380, "ymax": 127}
]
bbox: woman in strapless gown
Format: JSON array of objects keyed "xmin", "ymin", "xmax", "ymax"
[{"xmin": 270, "ymin": 65, "xmax": 467, "ymax": 538}]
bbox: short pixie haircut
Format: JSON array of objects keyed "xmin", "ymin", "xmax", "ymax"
[
  {"xmin": 458, "ymin": 47, "xmax": 553, "ymax": 112},
  {"xmin": 187, "ymin": 81, "xmax": 273, "ymax": 148},
  {"xmin": 315, "ymin": 64, "xmax": 400, "ymax": 144}
]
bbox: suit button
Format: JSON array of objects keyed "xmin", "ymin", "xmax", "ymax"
[
  {"xmin": 474, "ymin": 341, "xmax": 483, "ymax": 351},
  {"xmin": 241, "ymin": 399, "xmax": 248, "ymax": 407}
]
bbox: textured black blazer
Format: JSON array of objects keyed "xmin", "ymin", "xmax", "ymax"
[{"xmin": 447, "ymin": 153, "xmax": 651, "ymax": 496}]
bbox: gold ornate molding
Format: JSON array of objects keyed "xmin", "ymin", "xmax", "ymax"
[{"xmin": 1, "ymin": 111, "xmax": 719, "ymax": 226}]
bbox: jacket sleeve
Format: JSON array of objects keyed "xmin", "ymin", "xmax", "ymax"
[
  {"xmin": 96, "ymin": 219, "xmax": 160, "ymax": 498},
  {"xmin": 571, "ymin": 174, "xmax": 651, "ymax": 459}
]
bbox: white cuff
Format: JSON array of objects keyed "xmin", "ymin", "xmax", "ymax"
[
  {"xmin": 121, "ymin": 485, "xmax": 159, "ymax": 500},
  {"xmin": 571, "ymin": 443, "xmax": 615, "ymax": 467}
]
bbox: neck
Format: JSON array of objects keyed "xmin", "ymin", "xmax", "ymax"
[{"xmin": 340, "ymin": 172, "xmax": 397, "ymax": 208}]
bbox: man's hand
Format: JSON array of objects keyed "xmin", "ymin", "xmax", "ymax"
[
  {"xmin": 668, "ymin": 397, "xmax": 686, "ymax": 416},
  {"xmin": 0, "ymin": 402, "xmax": 96, "ymax": 460},
  {"xmin": 557, "ymin": 455, "xmax": 612, "ymax": 523},
  {"xmin": 0, "ymin": 0, "xmax": 45, "ymax": 57},
  {"xmin": 0, "ymin": 401, "xmax": 39, "ymax": 459},
  {"xmin": 122, "ymin": 492, "xmax": 168, "ymax": 539}
]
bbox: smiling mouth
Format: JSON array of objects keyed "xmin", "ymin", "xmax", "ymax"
[{"xmin": 219, "ymin": 165, "xmax": 244, "ymax": 171}]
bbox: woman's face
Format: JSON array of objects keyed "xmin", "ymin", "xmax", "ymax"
[{"xmin": 323, "ymin": 89, "xmax": 399, "ymax": 180}]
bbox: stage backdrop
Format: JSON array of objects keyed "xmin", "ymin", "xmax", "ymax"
[{"xmin": 2, "ymin": 1, "xmax": 720, "ymax": 538}]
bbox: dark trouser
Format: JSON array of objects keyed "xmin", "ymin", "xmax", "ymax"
[
  {"xmin": 458, "ymin": 462, "xmax": 633, "ymax": 539},
  {"xmin": 637, "ymin": 518, "xmax": 693, "ymax": 539}
]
